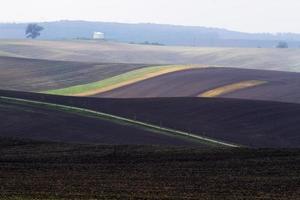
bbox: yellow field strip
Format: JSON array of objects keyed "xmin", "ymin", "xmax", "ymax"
[
  {"xmin": 198, "ymin": 80, "xmax": 267, "ymax": 97},
  {"xmin": 76, "ymin": 65, "xmax": 201, "ymax": 96}
]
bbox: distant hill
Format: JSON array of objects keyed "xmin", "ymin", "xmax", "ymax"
[
  {"xmin": 1, "ymin": 40, "xmax": 300, "ymax": 72},
  {"xmin": 1, "ymin": 20, "xmax": 300, "ymax": 47}
]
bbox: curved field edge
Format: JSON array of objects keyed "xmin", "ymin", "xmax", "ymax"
[
  {"xmin": 0, "ymin": 96, "xmax": 239, "ymax": 148},
  {"xmin": 198, "ymin": 80, "xmax": 267, "ymax": 97},
  {"xmin": 44, "ymin": 65, "xmax": 204, "ymax": 96}
]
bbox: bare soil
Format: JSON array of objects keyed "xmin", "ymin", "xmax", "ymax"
[
  {"xmin": 97, "ymin": 67, "xmax": 300, "ymax": 104},
  {"xmin": 0, "ymin": 99, "xmax": 203, "ymax": 147},
  {"xmin": 1, "ymin": 90, "xmax": 300, "ymax": 148},
  {"xmin": 0, "ymin": 138, "xmax": 299, "ymax": 199}
]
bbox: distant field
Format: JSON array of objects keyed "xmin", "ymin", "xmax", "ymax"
[
  {"xmin": 0, "ymin": 138, "xmax": 299, "ymax": 199},
  {"xmin": 1, "ymin": 40, "xmax": 300, "ymax": 72},
  {"xmin": 2, "ymin": 90, "xmax": 300, "ymax": 148},
  {"xmin": 0, "ymin": 56, "xmax": 150, "ymax": 91},
  {"xmin": 97, "ymin": 67, "xmax": 300, "ymax": 104}
]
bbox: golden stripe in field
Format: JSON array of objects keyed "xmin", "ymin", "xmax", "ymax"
[{"xmin": 198, "ymin": 80, "xmax": 267, "ymax": 97}]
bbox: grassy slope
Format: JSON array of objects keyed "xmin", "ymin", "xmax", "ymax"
[
  {"xmin": 0, "ymin": 138, "xmax": 299, "ymax": 199},
  {"xmin": 45, "ymin": 65, "xmax": 195, "ymax": 96}
]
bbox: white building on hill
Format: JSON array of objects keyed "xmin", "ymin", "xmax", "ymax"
[{"xmin": 93, "ymin": 32, "xmax": 105, "ymax": 40}]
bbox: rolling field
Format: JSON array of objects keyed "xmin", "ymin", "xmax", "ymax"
[
  {"xmin": 1, "ymin": 39, "xmax": 300, "ymax": 199},
  {"xmin": 0, "ymin": 97, "xmax": 210, "ymax": 147},
  {"xmin": 1, "ymin": 39, "xmax": 300, "ymax": 72},
  {"xmin": 0, "ymin": 138, "xmax": 299, "ymax": 199},
  {"xmin": 45, "ymin": 65, "xmax": 200, "ymax": 96},
  {"xmin": 96, "ymin": 67, "xmax": 300, "ymax": 104},
  {"xmin": 1, "ymin": 90, "xmax": 300, "ymax": 148},
  {"xmin": 0, "ymin": 56, "xmax": 149, "ymax": 91},
  {"xmin": 0, "ymin": 47, "xmax": 299, "ymax": 105}
]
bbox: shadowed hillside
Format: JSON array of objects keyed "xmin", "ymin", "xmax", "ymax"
[
  {"xmin": 1, "ymin": 90, "xmax": 300, "ymax": 148},
  {"xmin": 0, "ymin": 98, "xmax": 205, "ymax": 146}
]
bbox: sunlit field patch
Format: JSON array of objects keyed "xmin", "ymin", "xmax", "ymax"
[{"xmin": 199, "ymin": 80, "xmax": 267, "ymax": 97}]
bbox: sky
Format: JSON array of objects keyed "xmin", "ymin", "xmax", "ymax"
[{"xmin": 0, "ymin": 0, "xmax": 300, "ymax": 33}]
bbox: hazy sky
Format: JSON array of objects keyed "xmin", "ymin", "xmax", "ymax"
[{"xmin": 1, "ymin": 0, "xmax": 300, "ymax": 33}]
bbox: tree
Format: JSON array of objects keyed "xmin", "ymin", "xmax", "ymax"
[
  {"xmin": 276, "ymin": 41, "xmax": 288, "ymax": 48},
  {"xmin": 25, "ymin": 24, "xmax": 44, "ymax": 39}
]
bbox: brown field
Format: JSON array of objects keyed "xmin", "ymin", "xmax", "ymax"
[
  {"xmin": 0, "ymin": 98, "xmax": 204, "ymax": 147},
  {"xmin": 1, "ymin": 39, "xmax": 300, "ymax": 72},
  {"xmin": 0, "ymin": 56, "xmax": 149, "ymax": 91},
  {"xmin": 0, "ymin": 138, "xmax": 299, "ymax": 200},
  {"xmin": 97, "ymin": 67, "xmax": 300, "ymax": 104},
  {"xmin": 1, "ymin": 90, "xmax": 300, "ymax": 148}
]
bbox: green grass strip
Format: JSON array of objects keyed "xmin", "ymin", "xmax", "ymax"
[
  {"xmin": 0, "ymin": 96, "xmax": 240, "ymax": 148},
  {"xmin": 44, "ymin": 65, "xmax": 176, "ymax": 96}
]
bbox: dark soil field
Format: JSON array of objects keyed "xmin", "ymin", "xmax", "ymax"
[
  {"xmin": 97, "ymin": 67, "xmax": 300, "ymax": 104},
  {"xmin": 0, "ymin": 98, "xmax": 203, "ymax": 146},
  {"xmin": 0, "ymin": 56, "xmax": 148, "ymax": 91},
  {"xmin": 0, "ymin": 138, "xmax": 299, "ymax": 199},
  {"xmin": 1, "ymin": 90, "xmax": 300, "ymax": 148}
]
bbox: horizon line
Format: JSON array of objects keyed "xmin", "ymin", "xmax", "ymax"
[{"xmin": 0, "ymin": 19, "xmax": 298, "ymax": 35}]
